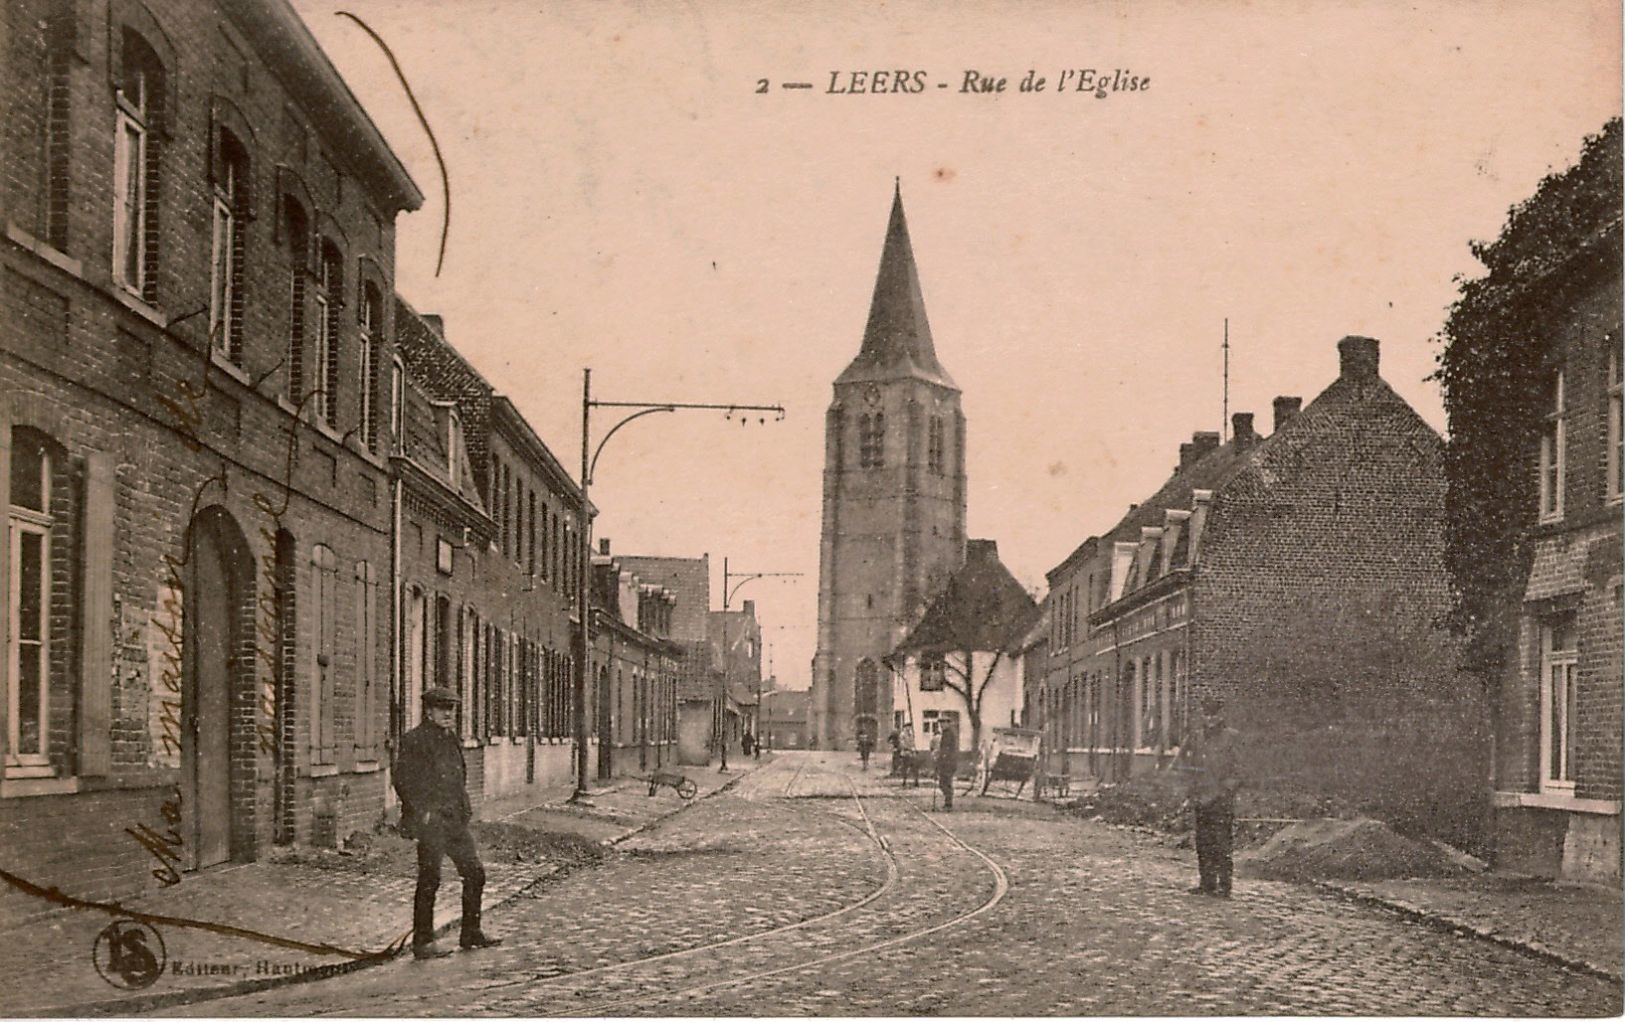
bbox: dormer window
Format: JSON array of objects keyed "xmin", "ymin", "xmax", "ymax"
[{"xmin": 446, "ymin": 408, "xmax": 463, "ymax": 486}]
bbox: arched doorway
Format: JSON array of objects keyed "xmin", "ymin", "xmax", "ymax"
[{"xmin": 184, "ymin": 506, "xmax": 252, "ymax": 870}]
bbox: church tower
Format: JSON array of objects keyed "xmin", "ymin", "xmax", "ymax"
[{"xmin": 811, "ymin": 184, "xmax": 967, "ymax": 750}]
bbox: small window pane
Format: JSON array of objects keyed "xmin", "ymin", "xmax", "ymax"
[
  {"xmin": 18, "ymin": 532, "xmax": 44, "ymax": 642},
  {"xmin": 10, "ymin": 439, "xmax": 47, "ymax": 513}
]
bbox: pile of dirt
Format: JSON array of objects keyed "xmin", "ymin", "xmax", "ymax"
[
  {"xmin": 1061, "ymin": 780, "xmax": 1356, "ymax": 848},
  {"xmin": 1237, "ymin": 817, "xmax": 1475, "ymax": 882}
]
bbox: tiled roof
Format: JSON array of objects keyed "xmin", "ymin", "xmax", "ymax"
[
  {"xmin": 893, "ymin": 539, "xmax": 1039, "ymax": 656},
  {"xmin": 834, "ymin": 184, "xmax": 957, "ymax": 390}
]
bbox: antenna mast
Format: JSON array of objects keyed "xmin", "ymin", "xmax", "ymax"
[{"xmin": 1222, "ymin": 317, "xmax": 1230, "ymax": 442}]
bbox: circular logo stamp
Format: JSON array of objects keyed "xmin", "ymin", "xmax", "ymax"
[{"xmin": 93, "ymin": 919, "xmax": 166, "ymax": 990}]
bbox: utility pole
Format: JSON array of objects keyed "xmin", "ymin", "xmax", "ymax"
[
  {"xmin": 1222, "ymin": 317, "xmax": 1230, "ymax": 442},
  {"xmin": 570, "ymin": 370, "xmax": 783, "ymax": 805}
]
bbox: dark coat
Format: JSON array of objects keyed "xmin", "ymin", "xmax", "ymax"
[
  {"xmin": 1185, "ymin": 723, "xmax": 1242, "ymax": 806},
  {"xmin": 394, "ymin": 720, "xmax": 472, "ymax": 833},
  {"xmin": 935, "ymin": 727, "xmax": 960, "ymax": 775}
]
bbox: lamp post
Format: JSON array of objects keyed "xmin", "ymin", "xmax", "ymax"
[
  {"xmin": 570, "ymin": 369, "xmax": 783, "ymax": 804},
  {"xmin": 718, "ymin": 559, "xmax": 801, "ymax": 771}
]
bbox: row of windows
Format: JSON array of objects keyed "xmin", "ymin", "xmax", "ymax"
[
  {"xmin": 1537, "ymin": 348, "xmax": 1623, "ymax": 524},
  {"xmin": 406, "ymin": 589, "xmax": 576, "ymax": 742},
  {"xmin": 491, "ymin": 456, "xmax": 579, "ymax": 593},
  {"xmin": 85, "ymin": 27, "xmax": 395, "ymax": 449},
  {"xmin": 1042, "ymin": 649, "xmax": 1187, "ymax": 754},
  {"xmin": 608, "ymin": 664, "xmax": 677, "ymax": 747},
  {"xmin": 853, "ymin": 414, "xmax": 954, "ymax": 473}
]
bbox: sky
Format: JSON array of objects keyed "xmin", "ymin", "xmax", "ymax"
[{"xmin": 292, "ymin": 0, "xmax": 1620, "ymax": 690}]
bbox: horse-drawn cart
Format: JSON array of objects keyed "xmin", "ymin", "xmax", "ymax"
[{"xmin": 971, "ymin": 726, "xmax": 1043, "ymax": 798}]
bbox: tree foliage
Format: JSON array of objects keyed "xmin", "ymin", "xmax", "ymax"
[{"xmin": 1434, "ymin": 118, "xmax": 1622, "ymax": 671}]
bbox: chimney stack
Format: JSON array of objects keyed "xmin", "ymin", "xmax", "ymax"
[
  {"xmin": 422, "ymin": 314, "xmax": 444, "ymax": 335},
  {"xmin": 1191, "ymin": 431, "xmax": 1220, "ymax": 460},
  {"xmin": 598, "ymin": 537, "xmax": 610, "ymax": 555},
  {"xmin": 1338, "ymin": 336, "xmax": 1380, "ymax": 381},
  {"xmin": 1273, "ymin": 396, "xmax": 1302, "ymax": 433},
  {"xmin": 1232, "ymin": 413, "xmax": 1256, "ymax": 450}
]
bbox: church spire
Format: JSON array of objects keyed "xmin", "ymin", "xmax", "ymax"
[{"xmin": 835, "ymin": 183, "xmax": 957, "ymax": 389}]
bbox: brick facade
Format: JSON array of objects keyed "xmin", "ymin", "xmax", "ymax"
[
  {"xmin": 590, "ymin": 546, "xmax": 680, "ymax": 780},
  {"xmin": 1476, "ymin": 217, "xmax": 1621, "ymax": 883},
  {"xmin": 2, "ymin": 0, "xmax": 421, "ymax": 923},
  {"xmin": 1037, "ymin": 338, "xmax": 1480, "ymax": 844},
  {"xmin": 392, "ymin": 305, "xmax": 585, "ymax": 807}
]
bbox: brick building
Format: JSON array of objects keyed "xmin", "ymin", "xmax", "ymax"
[
  {"xmin": 392, "ymin": 303, "xmax": 583, "ymax": 808},
  {"xmin": 708, "ymin": 602, "xmax": 762, "ymax": 758},
  {"xmin": 1439, "ymin": 121, "xmax": 1621, "ymax": 882},
  {"xmin": 615, "ymin": 553, "xmax": 713, "ymax": 765},
  {"xmin": 590, "ymin": 541, "xmax": 680, "ymax": 780},
  {"xmin": 1, "ymin": 0, "xmax": 420, "ymax": 919},
  {"xmin": 760, "ymin": 689, "xmax": 810, "ymax": 750},
  {"xmin": 812, "ymin": 185, "xmax": 968, "ymax": 750},
  {"xmin": 1039, "ymin": 339, "xmax": 1478, "ymax": 842}
]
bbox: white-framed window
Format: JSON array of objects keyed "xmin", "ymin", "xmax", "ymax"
[
  {"xmin": 314, "ymin": 244, "xmax": 342, "ymax": 428},
  {"xmin": 389, "ymin": 355, "xmax": 405, "ymax": 453},
  {"xmin": 112, "ymin": 80, "xmax": 148, "ymax": 295},
  {"xmin": 207, "ymin": 142, "xmax": 242, "ymax": 360},
  {"xmin": 1539, "ymin": 613, "xmax": 1578, "ymax": 790},
  {"xmin": 353, "ymin": 561, "xmax": 377, "ymax": 760},
  {"xmin": 7, "ymin": 434, "xmax": 53, "ymax": 776},
  {"xmin": 1607, "ymin": 349, "xmax": 1622, "ymax": 505},
  {"xmin": 360, "ymin": 283, "xmax": 383, "ymax": 450},
  {"xmin": 1538, "ymin": 369, "xmax": 1566, "ymax": 523},
  {"xmin": 310, "ymin": 545, "xmax": 338, "ymax": 764}
]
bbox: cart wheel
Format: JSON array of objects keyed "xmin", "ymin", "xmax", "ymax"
[{"xmin": 678, "ymin": 780, "xmax": 698, "ymax": 800}]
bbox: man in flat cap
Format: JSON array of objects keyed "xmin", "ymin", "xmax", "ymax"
[
  {"xmin": 1182, "ymin": 695, "xmax": 1242, "ymax": 897},
  {"xmin": 394, "ymin": 686, "xmax": 502, "ymax": 958}
]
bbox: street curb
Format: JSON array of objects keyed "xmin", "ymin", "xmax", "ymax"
[
  {"xmin": 41, "ymin": 768, "xmax": 762, "ymax": 1017},
  {"xmin": 1312, "ymin": 881, "xmax": 1623, "ymax": 986},
  {"xmin": 37, "ymin": 861, "xmax": 568, "ymax": 1019}
]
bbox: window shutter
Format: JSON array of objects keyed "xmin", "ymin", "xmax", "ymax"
[{"xmin": 78, "ymin": 451, "xmax": 115, "ymax": 775}]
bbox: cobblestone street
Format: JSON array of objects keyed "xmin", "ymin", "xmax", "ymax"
[{"xmin": 163, "ymin": 754, "xmax": 1619, "ymax": 1017}]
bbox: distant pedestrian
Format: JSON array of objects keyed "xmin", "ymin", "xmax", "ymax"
[
  {"xmin": 394, "ymin": 687, "xmax": 503, "ymax": 959},
  {"xmin": 742, "ymin": 731, "xmax": 755, "ymax": 757},
  {"xmin": 935, "ymin": 721, "xmax": 960, "ymax": 810},
  {"xmin": 886, "ymin": 730, "xmax": 901, "ymax": 775},
  {"xmin": 856, "ymin": 731, "xmax": 875, "ymax": 770},
  {"xmin": 1182, "ymin": 696, "xmax": 1242, "ymax": 897},
  {"xmin": 897, "ymin": 723, "xmax": 920, "ymax": 788}
]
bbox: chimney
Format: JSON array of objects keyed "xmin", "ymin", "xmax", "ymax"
[
  {"xmin": 1338, "ymin": 335, "xmax": 1380, "ymax": 381},
  {"xmin": 742, "ymin": 599, "xmax": 755, "ymax": 618},
  {"xmin": 1273, "ymin": 396, "xmax": 1302, "ymax": 433},
  {"xmin": 422, "ymin": 314, "xmax": 444, "ymax": 335},
  {"xmin": 1181, "ymin": 430, "xmax": 1222, "ymax": 469},
  {"xmin": 598, "ymin": 537, "xmax": 610, "ymax": 555},
  {"xmin": 1232, "ymin": 413, "xmax": 1256, "ymax": 450}
]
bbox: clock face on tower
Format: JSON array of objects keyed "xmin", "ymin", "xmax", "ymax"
[{"xmin": 863, "ymin": 384, "xmax": 882, "ymax": 407}]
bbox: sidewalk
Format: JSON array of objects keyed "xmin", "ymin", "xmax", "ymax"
[
  {"xmin": 1317, "ymin": 873, "xmax": 1623, "ymax": 984},
  {"xmin": 1, "ymin": 758, "xmax": 761, "ymax": 1017}
]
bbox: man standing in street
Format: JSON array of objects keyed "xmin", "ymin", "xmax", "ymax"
[
  {"xmin": 1182, "ymin": 696, "xmax": 1242, "ymax": 897},
  {"xmin": 394, "ymin": 687, "xmax": 503, "ymax": 959},
  {"xmin": 935, "ymin": 720, "xmax": 960, "ymax": 810}
]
